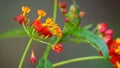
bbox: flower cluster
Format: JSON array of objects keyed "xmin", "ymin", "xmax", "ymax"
[
  {"xmin": 31, "ymin": 10, "xmax": 62, "ymax": 37},
  {"xmin": 13, "ymin": 6, "xmax": 31, "ymax": 25},
  {"xmin": 57, "ymin": 1, "xmax": 86, "ymax": 23},
  {"xmin": 14, "ymin": 6, "xmax": 62, "ymax": 38},
  {"xmin": 97, "ymin": 22, "xmax": 120, "ymax": 68},
  {"xmin": 14, "ymin": 6, "xmax": 63, "ymax": 64},
  {"xmin": 12, "ymin": 1, "xmax": 119, "ymax": 68}
]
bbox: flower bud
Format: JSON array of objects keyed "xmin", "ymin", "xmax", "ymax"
[
  {"xmin": 52, "ymin": 43, "xmax": 63, "ymax": 53},
  {"xmin": 70, "ymin": 5, "xmax": 76, "ymax": 13},
  {"xmin": 79, "ymin": 11, "xmax": 86, "ymax": 17},
  {"xmin": 105, "ymin": 29, "xmax": 114, "ymax": 36},
  {"xmin": 29, "ymin": 48, "xmax": 37, "ymax": 64},
  {"xmin": 61, "ymin": 9, "xmax": 67, "ymax": 14},
  {"xmin": 60, "ymin": 2, "xmax": 66, "ymax": 9},
  {"xmin": 65, "ymin": 17, "xmax": 69, "ymax": 23},
  {"xmin": 98, "ymin": 22, "xmax": 108, "ymax": 34}
]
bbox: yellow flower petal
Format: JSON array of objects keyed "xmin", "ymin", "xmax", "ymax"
[
  {"xmin": 38, "ymin": 10, "xmax": 46, "ymax": 17},
  {"xmin": 116, "ymin": 38, "xmax": 120, "ymax": 44},
  {"xmin": 46, "ymin": 18, "xmax": 52, "ymax": 23},
  {"xmin": 22, "ymin": 6, "xmax": 31, "ymax": 14},
  {"xmin": 117, "ymin": 62, "xmax": 120, "ymax": 68}
]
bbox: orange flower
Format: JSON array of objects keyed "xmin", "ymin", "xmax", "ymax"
[
  {"xmin": 42, "ymin": 17, "xmax": 62, "ymax": 37},
  {"xmin": 117, "ymin": 62, "xmax": 120, "ymax": 68},
  {"xmin": 52, "ymin": 24, "xmax": 62, "ymax": 37},
  {"xmin": 44, "ymin": 18, "xmax": 55, "ymax": 26},
  {"xmin": 14, "ymin": 6, "xmax": 31, "ymax": 25},
  {"xmin": 32, "ymin": 9, "xmax": 62, "ymax": 37},
  {"xmin": 116, "ymin": 38, "xmax": 120, "ymax": 45},
  {"xmin": 38, "ymin": 10, "xmax": 46, "ymax": 17},
  {"xmin": 22, "ymin": 6, "xmax": 31, "ymax": 15}
]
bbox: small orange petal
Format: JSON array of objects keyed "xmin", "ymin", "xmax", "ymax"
[
  {"xmin": 46, "ymin": 18, "xmax": 52, "ymax": 23},
  {"xmin": 116, "ymin": 38, "xmax": 120, "ymax": 44},
  {"xmin": 117, "ymin": 62, "xmax": 120, "ymax": 68},
  {"xmin": 38, "ymin": 10, "xmax": 46, "ymax": 17},
  {"xmin": 22, "ymin": 6, "xmax": 31, "ymax": 14}
]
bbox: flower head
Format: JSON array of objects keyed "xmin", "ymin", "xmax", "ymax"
[
  {"xmin": 13, "ymin": 15, "xmax": 27, "ymax": 25},
  {"xmin": 14, "ymin": 6, "xmax": 31, "ymax": 25},
  {"xmin": 107, "ymin": 38, "xmax": 120, "ymax": 68},
  {"xmin": 31, "ymin": 19, "xmax": 53, "ymax": 37},
  {"xmin": 22, "ymin": 6, "xmax": 31, "ymax": 15},
  {"xmin": 38, "ymin": 10, "xmax": 46, "ymax": 17},
  {"xmin": 43, "ymin": 18, "xmax": 55, "ymax": 27},
  {"xmin": 52, "ymin": 43, "xmax": 63, "ymax": 53}
]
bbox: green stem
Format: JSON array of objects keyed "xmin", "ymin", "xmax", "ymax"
[
  {"xmin": 53, "ymin": 56, "xmax": 104, "ymax": 67},
  {"xmin": 43, "ymin": 45, "xmax": 52, "ymax": 59},
  {"xmin": 23, "ymin": 23, "xmax": 30, "ymax": 36},
  {"xmin": 18, "ymin": 38, "xmax": 33, "ymax": 68},
  {"xmin": 53, "ymin": 0, "xmax": 57, "ymax": 22},
  {"xmin": 33, "ymin": 38, "xmax": 53, "ymax": 46},
  {"xmin": 42, "ymin": 0, "xmax": 58, "ymax": 59}
]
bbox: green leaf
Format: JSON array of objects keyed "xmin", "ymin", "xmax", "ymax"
[
  {"xmin": 83, "ymin": 24, "xmax": 93, "ymax": 29},
  {"xmin": 37, "ymin": 58, "xmax": 53, "ymax": 68},
  {"xmin": 68, "ymin": 29, "xmax": 109, "ymax": 60},
  {"xmin": 0, "ymin": 27, "xmax": 27, "ymax": 39}
]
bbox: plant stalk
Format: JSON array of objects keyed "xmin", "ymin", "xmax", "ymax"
[
  {"xmin": 53, "ymin": 56, "xmax": 104, "ymax": 67},
  {"xmin": 18, "ymin": 38, "xmax": 33, "ymax": 68}
]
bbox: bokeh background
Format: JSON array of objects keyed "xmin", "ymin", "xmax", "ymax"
[{"xmin": 0, "ymin": 0, "xmax": 120, "ymax": 68}]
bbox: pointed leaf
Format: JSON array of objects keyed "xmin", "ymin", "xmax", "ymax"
[
  {"xmin": 83, "ymin": 24, "xmax": 93, "ymax": 29},
  {"xmin": 0, "ymin": 27, "xmax": 27, "ymax": 39},
  {"xmin": 68, "ymin": 29, "xmax": 109, "ymax": 60},
  {"xmin": 37, "ymin": 58, "xmax": 53, "ymax": 68}
]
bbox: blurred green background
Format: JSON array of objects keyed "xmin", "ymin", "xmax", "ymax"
[{"xmin": 0, "ymin": 0, "xmax": 120, "ymax": 68}]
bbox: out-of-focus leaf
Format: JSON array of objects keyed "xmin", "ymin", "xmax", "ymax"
[
  {"xmin": 68, "ymin": 28, "xmax": 109, "ymax": 60},
  {"xmin": 83, "ymin": 24, "xmax": 93, "ymax": 29},
  {"xmin": 0, "ymin": 28, "xmax": 27, "ymax": 39},
  {"xmin": 37, "ymin": 58, "xmax": 53, "ymax": 68}
]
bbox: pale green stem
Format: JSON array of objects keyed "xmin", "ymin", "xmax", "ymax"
[
  {"xmin": 53, "ymin": 56, "xmax": 104, "ymax": 67},
  {"xmin": 53, "ymin": 0, "xmax": 57, "ymax": 22},
  {"xmin": 23, "ymin": 23, "xmax": 30, "ymax": 36},
  {"xmin": 18, "ymin": 38, "xmax": 33, "ymax": 68},
  {"xmin": 33, "ymin": 38, "xmax": 53, "ymax": 46}
]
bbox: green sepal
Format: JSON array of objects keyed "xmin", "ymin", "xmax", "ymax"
[{"xmin": 37, "ymin": 58, "xmax": 53, "ymax": 68}]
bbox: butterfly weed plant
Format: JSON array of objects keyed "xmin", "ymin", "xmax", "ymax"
[{"xmin": 1, "ymin": 0, "xmax": 120, "ymax": 68}]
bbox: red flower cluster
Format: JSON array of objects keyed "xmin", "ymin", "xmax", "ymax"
[
  {"xmin": 14, "ymin": 6, "xmax": 31, "ymax": 25},
  {"xmin": 109, "ymin": 39, "xmax": 120, "ymax": 68},
  {"xmin": 13, "ymin": 15, "xmax": 27, "ymax": 25},
  {"xmin": 98, "ymin": 22, "xmax": 120, "ymax": 68},
  {"xmin": 52, "ymin": 43, "xmax": 63, "ymax": 53},
  {"xmin": 14, "ymin": 6, "xmax": 62, "ymax": 38},
  {"xmin": 31, "ymin": 19, "xmax": 53, "ymax": 37},
  {"xmin": 58, "ymin": 1, "xmax": 67, "ymax": 14},
  {"xmin": 98, "ymin": 23, "xmax": 114, "ymax": 48}
]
